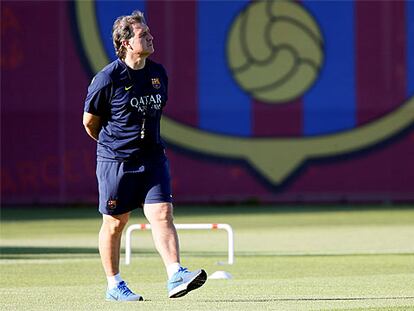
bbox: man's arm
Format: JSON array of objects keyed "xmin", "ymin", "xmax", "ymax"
[{"xmin": 83, "ymin": 112, "xmax": 102, "ymax": 141}]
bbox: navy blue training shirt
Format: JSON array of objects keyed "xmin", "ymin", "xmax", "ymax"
[{"xmin": 84, "ymin": 58, "xmax": 168, "ymax": 160}]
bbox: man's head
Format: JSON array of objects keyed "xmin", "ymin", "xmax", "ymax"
[{"xmin": 112, "ymin": 10, "xmax": 154, "ymax": 60}]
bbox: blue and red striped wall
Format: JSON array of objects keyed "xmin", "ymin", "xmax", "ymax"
[
  {"xmin": 95, "ymin": 0, "xmax": 414, "ymax": 137},
  {"xmin": 1, "ymin": 0, "xmax": 413, "ymax": 204}
]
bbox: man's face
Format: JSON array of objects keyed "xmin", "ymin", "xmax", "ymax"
[{"xmin": 127, "ymin": 23, "xmax": 154, "ymax": 57}]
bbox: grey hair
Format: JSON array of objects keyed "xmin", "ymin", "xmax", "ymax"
[{"xmin": 112, "ymin": 10, "xmax": 146, "ymax": 60}]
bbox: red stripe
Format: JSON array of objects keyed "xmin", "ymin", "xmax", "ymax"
[
  {"xmin": 252, "ymin": 98, "xmax": 303, "ymax": 136},
  {"xmin": 356, "ymin": 1, "xmax": 406, "ymax": 125},
  {"xmin": 146, "ymin": 1, "xmax": 198, "ymax": 126},
  {"xmin": 252, "ymin": 0, "xmax": 303, "ymax": 137},
  {"xmin": 140, "ymin": 224, "xmax": 147, "ymax": 230},
  {"xmin": 212, "ymin": 224, "xmax": 218, "ymax": 229}
]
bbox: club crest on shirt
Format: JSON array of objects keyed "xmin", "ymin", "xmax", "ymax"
[{"xmin": 151, "ymin": 78, "xmax": 161, "ymax": 89}]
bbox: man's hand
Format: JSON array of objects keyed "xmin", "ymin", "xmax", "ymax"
[{"xmin": 83, "ymin": 112, "xmax": 102, "ymax": 141}]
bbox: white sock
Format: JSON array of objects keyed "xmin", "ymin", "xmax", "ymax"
[
  {"xmin": 167, "ymin": 262, "xmax": 182, "ymax": 279},
  {"xmin": 107, "ymin": 273, "xmax": 123, "ymax": 289}
]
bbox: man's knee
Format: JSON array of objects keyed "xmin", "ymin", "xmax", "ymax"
[
  {"xmin": 101, "ymin": 213, "xmax": 130, "ymax": 235},
  {"xmin": 145, "ymin": 203, "xmax": 174, "ymax": 223}
]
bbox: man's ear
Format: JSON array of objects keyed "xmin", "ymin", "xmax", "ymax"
[{"xmin": 121, "ymin": 40, "xmax": 130, "ymax": 48}]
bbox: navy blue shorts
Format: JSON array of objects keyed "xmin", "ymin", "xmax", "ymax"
[{"xmin": 96, "ymin": 157, "xmax": 172, "ymax": 215}]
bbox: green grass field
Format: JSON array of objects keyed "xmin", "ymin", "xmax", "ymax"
[{"xmin": 1, "ymin": 205, "xmax": 414, "ymax": 310}]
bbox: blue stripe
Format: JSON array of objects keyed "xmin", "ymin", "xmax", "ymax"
[
  {"xmin": 95, "ymin": 0, "xmax": 146, "ymax": 62},
  {"xmin": 408, "ymin": 0, "xmax": 414, "ymax": 96},
  {"xmin": 302, "ymin": 1, "xmax": 356, "ymax": 135},
  {"xmin": 198, "ymin": 0, "xmax": 251, "ymax": 136}
]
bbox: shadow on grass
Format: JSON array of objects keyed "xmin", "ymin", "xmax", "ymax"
[
  {"xmin": 0, "ymin": 246, "xmax": 97, "ymax": 260},
  {"xmin": 2, "ymin": 204, "xmax": 413, "ymax": 222},
  {"xmin": 0, "ymin": 246, "xmax": 229, "ymax": 257},
  {"xmin": 0, "ymin": 246, "xmax": 97, "ymax": 255},
  {"xmin": 0, "ymin": 246, "xmax": 156, "ymax": 260},
  {"xmin": 0, "ymin": 246, "xmax": 235, "ymax": 262},
  {"xmin": 203, "ymin": 296, "xmax": 414, "ymax": 303}
]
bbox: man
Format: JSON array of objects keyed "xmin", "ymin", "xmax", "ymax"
[{"xmin": 82, "ymin": 10, "xmax": 207, "ymax": 301}]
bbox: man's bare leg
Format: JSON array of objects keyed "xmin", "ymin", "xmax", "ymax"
[
  {"xmin": 99, "ymin": 212, "xmax": 130, "ymax": 277},
  {"xmin": 99, "ymin": 212, "xmax": 143, "ymax": 301},
  {"xmin": 143, "ymin": 202, "xmax": 207, "ymax": 298},
  {"xmin": 143, "ymin": 203, "xmax": 180, "ymax": 266}
]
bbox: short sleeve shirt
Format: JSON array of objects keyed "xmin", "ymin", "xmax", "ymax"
[{"xmin": 84, "ymin": 59, "xmax": 168, "ymax": 161}]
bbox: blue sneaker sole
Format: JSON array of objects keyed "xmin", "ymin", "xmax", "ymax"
[{"xmin": 169, "ymin": 269, "xmax": 207, "ymax": 298}]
